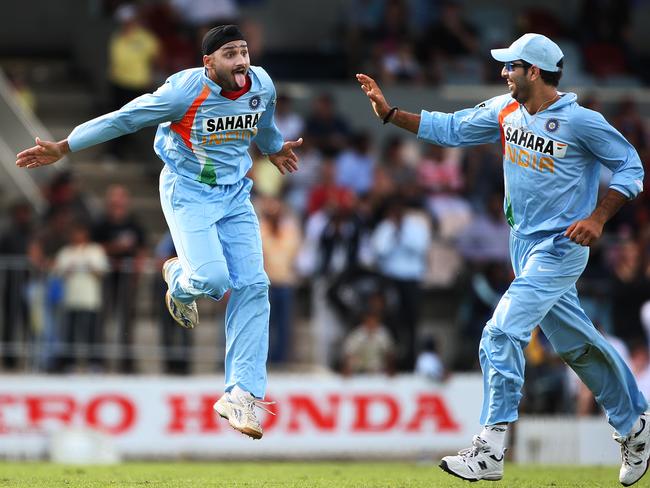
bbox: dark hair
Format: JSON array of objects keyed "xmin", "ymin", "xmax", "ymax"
[
  {"xmin": 539, "ymin": 58, "xmax": 563, "ymax": 87},
  {"xmin": 520, "ymin": 58, "xmax": 563, "ymax": 87}
]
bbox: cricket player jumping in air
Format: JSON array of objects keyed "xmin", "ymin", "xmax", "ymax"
[
  {"xmin": 16, "ymin": 24, "xmax": 302, "ymax": 440},
  {"xmin": 358, "ymin": 33, "xmax": 648, "ymax": 486}
]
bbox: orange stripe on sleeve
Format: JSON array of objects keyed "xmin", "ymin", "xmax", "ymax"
[
  {"xmin": 498, "ymin": 101, "xmax": 519, "ymax": 154},
  {"xmin": 170, "ymin": 84, "xmax": 211, "ymax": 150}
]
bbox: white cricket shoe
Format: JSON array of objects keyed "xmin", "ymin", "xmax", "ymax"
[
  {"xmin": 213, "ymin": 387, "xmax": 275, "ymax": 440},
  {"xmin": 439, "ymin": 435, "xmax": 505, "ymax": 482},
  {"xmin": 615, "ymin": 413, "xmax": 650, "ymax": 486},
  {"xmin": 162, "ymin": 257, "xmax": 198, "ymax": 329}
]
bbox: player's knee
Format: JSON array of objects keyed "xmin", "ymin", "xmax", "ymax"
[
  {"xmin": 556, "ymin": 343, "xmax": 593, "ymax": 365},
  {"xmin": 480, "ymin": 322, "xmax": 527, "ymax": 353},
  {"xmin": 192, "ymin": 261, "xmax": 230, "ymax": 298}
]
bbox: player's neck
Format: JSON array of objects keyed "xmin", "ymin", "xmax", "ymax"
[
  {"xmin": 525, "ymin": 88, "xmax": 559, "ymax": 115},
  {"xmin": 220, "ymin": 75, "xmax": 252, "ymax": 100}
]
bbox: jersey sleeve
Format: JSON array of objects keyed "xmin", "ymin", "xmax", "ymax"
[
  {"xmin": 572, "ymin": 107, "xmax": 644, "ymax": 199},
  {"xmin": 253, "ymin": 83, "xmax": 284, "ymax": 155},
  {"xmin": 68, "ymin": 79, "xmax": 187, "ymax": 152},
  {"xmin": 417, "ymin": 96, "xmax": 504, "ymax": 147}
]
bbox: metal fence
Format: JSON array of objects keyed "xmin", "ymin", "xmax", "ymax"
[{"xmin": 0, "ymin": 256, "xmax": 228, "ymax": 374}]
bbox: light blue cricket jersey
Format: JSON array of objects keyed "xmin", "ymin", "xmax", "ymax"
[
  {"xmin": 418, "ymin": 92, "xmax": 644, "ymax": 238},
  {"xmin": 68, "ymin": 66, "xmax": 283, "ymax": 185}
]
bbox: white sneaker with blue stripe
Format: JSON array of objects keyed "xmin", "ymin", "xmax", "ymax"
[{"xmin": 439, "ymin": 435, "xmax": 505, "ymax": 482}]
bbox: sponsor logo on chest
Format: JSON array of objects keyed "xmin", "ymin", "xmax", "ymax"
[
  {"xmin": 503, "ymin": 123, "xmax": 567, "ymax": 158},
  {"xmin": 202, "ymin": 113, "xmax": 261, "ymax": 133}
]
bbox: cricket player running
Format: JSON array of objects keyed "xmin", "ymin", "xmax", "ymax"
[
  {"xmin": 16, "ymin": 25, "xmax": 302, "ymax": 440},
  {"xmin": 358, "ymin": 33, "xmax": 648, "ymax": 485}
]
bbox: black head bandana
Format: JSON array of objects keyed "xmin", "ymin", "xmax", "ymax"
[{"xmin": 202, "ymin": 24, "xmax": 246, "ymax": 56}]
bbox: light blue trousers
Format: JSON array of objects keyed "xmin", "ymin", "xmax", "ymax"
[
  {"xmin": 479, "ymin": 231, "xmax": 646, "ymax": 436},
  {"xmin": 159, "ymin": 166, "xmax": 270, "ymax": 398}
]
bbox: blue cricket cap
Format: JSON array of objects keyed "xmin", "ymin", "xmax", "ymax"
[{"xmin": 491, "ymin": 33, "xmax": 564, "ymax": 72}]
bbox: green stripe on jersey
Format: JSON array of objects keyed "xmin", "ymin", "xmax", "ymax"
[{"xmin": 198, "ymin": 161, "xmax": 217, "ymax": 185}]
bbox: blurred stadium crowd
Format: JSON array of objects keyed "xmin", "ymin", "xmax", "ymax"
[{"xmin": 1, "ymin": 0, "xmax": 650, "ymax": 421}]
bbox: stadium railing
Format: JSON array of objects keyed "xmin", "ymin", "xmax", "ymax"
[{"xmin": 0, "ymin": 68, "xmax": 66, "ymax": 214}]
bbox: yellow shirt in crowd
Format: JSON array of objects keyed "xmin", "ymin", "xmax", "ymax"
[{"xmin": 109, "ymin": 26, "xmax": 160, "ymax": 90}]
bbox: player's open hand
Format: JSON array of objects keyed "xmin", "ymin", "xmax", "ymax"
[
  {"xmin": 565, "ymin": 217, "xmax": 604, "ymax": 246},
  {"xmin": 269, "ymin": 137, "xmax": 302, "ymax": 175},
  {"xmin": 16, "ymin": 137, "xmax": 68, "ymax": 169},
  {"xmin": 356, "ymin": 73, "xmax": 391, "ymax": 120}
]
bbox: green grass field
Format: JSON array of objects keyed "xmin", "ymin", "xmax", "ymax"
[{"xmin": 0, "ymin": 462, "xmax": 626, "ymax": 487}]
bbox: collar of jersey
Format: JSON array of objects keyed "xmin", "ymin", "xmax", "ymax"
[{"xmin": 202, "ymin": 67, "xmax": 260, "ymax": 99}]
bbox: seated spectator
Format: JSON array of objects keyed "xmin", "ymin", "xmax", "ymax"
[
  {"xmin": 307, "ymin": 157, "xmax": 351, "ymax": 216},
  {"xmin": 462, "ymin": 145, "xmax": 503, "ymax": 211},
  {"xmin": 380, "ymin": 41, "xmax": 423, "ymax": 83},
  {"xmin": 258, "ymin": 196, "xmax": 302, "ymax": 364},
  {"xmin": 343, "ymin": 0, "xmax": 388, "ymax": 74},
  {"xmin": 0, "ymin": 201, "xmax": 34, "ymax": 370},
  {"xmin": 380, "ymin": 136, "xmax": 417, "ymax": 191},
  {"xmin": 417, "ymin": 145, "xmax": 463, "ymax": 194},
  {"xmin": 613, "ymin": 97, "xmax": 648, "ymax": 160},
  {"xmin": 106, "ymin": 4, "xmax": 161, "ymax": 160},
  {"xmin": 93, "ymin": 185, "xmax": 147, "ymax": 374},
  {"xmin": 284, "ymin": 137, "xmax": 324, "ymax": 217},
  {"xmin": 609, "ymin": 239, "xmax": 650, "ymax": 346},
  {"xmin": 53, "ymin": 222, "xmax": 109, "ymax": 372},
  {"xmin": 140, "ymin": 2, "xmax": 194, "ymax": 73},
  {"xmin": 422, "ymin": 0, "xmax": 481, "ymax": 84},
  {"xmin": 342, "ymin": 293, "xmax": 395, "ymax": 375},
  {"xmin": 371, "ymin": 197, "xmax": 431, "ymax": 370},
  {"xmin": 250, "ymin": 145, "xmax": 284, "ymax": 197},
  {"xmin": 305, "ymin": 93, "xmax": 350, "ymax": 154},
  {"xmin": 335, "ymin": 132, "xmax": 376, "ymax": 196},
  {"xmin": 297, "ymin": 189, "xmax": 365, "ymax": 369},
  {"xmin": 274, "ymin": 93, "xmax": 305, "ymax": 142}
]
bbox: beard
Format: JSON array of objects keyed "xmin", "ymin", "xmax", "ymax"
[
  {"xmin": 510, "ymin": 84, "xmax": 530, "ymax": 104},
  {"xmin": 212, "ymin": 66, "xmax": 248, "ymax": 91}
]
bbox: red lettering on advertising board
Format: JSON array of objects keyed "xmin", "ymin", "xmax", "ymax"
[
  {"xmin": 405, "ymin": 394, "xmax": 460, "ymax": 432},
  {"xmin": 85, "ymin": 395, "xmax": 136, "ymax": 435},
  {"xmin": 0, "ymin": 395, "xmax": 16, "ymax": 433},
  {"xmin": 351, "ymin": 394, "xmax": 399, "ymax": 432},
  {"xmin": 166, "ymin": 395, "xmax": 220, "ymax": 433},
  {"xmin": 287, "ymin": 395, "xmax": 340, "ymax": 432},
  {"xmin": 25, "ymin": 395, "xmax": 75, "ymax": 426}
]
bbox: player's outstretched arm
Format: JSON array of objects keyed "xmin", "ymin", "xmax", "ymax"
[
  {"xmin": 268, "ymin": 137, "xmax": 303, "ymax": 175},
  {"xmin": 355, "ymin": 73, "xmax": 420, "ymax": 134},
  {"xmin": 16, "ymin": 137, "xmax": 70, "ymax": 169}
]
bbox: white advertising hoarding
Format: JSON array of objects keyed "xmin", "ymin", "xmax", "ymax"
[{"xmin": 0, "ymin": 374, "xmax": 483, "ymax": 458}]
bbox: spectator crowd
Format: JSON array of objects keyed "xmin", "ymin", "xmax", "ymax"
[{"xmin": 1, "ymin": 0, "xmax": 650, "ymax": 424}]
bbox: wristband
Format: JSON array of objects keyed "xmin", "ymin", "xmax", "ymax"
[{"xmin": 382, "ymin": 107, "xmax": 398, "ymax": 124}]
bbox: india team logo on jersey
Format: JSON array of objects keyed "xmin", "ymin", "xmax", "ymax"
[
  {"xmin": 503, "ymin": 124, "xmax": 568, "ymax": 158},
  {"xmin": 545, "ymin": 118, "xmax": 560, "ymax": 132},
  {"xmin": 249, "ymin": 95, "xmax": 261, "ymax": 110}
]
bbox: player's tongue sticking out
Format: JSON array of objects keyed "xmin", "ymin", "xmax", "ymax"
[{"xmin": 234, "ymin": 72, "xmax": 246, "ymax": 89}]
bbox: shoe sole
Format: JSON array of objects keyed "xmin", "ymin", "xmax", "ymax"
[
  {"xmin": 622, "ymin": 458, "xmax": 650, "ymax": 486},
  {"xmin": 439, "ymin": 461, "xmax": 502, "ymax": 482},
  {"xmin": 165, "ymin": 290, "xmax": 194, "ymax": 329},
  {"xmin": 163, "ymin": 258, "xmax": 197, "ymax": 329},
  {"xmin": 214, "ymin": 402, "xmax": 263, "ymax": 440}
]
